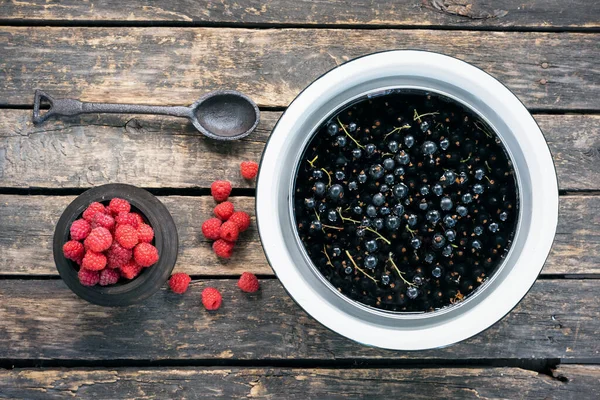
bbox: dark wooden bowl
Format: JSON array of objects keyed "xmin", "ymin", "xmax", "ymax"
[{"xmin": 53, "ymin": 184, "xmax": 178, "ymax": 306}]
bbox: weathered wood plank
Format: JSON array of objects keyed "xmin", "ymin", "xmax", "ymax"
[
  {"xmin": 1, "ymin": 0, "xmax": 598, "ymax": 29},
  {"xmin": 0, "ymin": 28, "xmax": 597, "ymax": 110},
  {"xmin": 1, "ymin": 194, "xmax": 598, "ymax": 276},
  {"xmin": 1, "ymin": 111, "xmax": 599, "ymax": 191},
  {"xmin": 0, "ymin": 279, "xmax": 598, "ymax": 361},
  {"xmin": 2, "ymin": 366, "xmax": 597, "ymax": 400}
]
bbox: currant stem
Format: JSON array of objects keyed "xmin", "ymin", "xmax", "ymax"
[
  {"xmin": 388, "ymin": 253, "xmax": 416, "ymax": 287},
  {"xmin": 413, "ymin": 109, "xmax": 439, "ymax": 122},
  {"xmin": 405, "ymin": 225, "xmax": 416, "ymax": 237},
  {"xmin": 322, "ymin": 244, "xmax": 333, "ymax": 267},
  {"xmin": 322, "ymin": 224, "xmax": 344, "ymax": 231},
  {"xmin": 337, "ymin": 117, "xmax": 365, "ymax": 149},
  {"xmin": 337, "ymin": 207, "xmax": 360, "ymax": 224},
  {"xmin": 364, "ymin": 227, "xmax": 391, "ymax": 245},
  {"xmin": 307, "ymin": 155, "xmax": 318, "ymax": 168},
  {"xmin": 321, "ymin": 168, "xmax": 332, "ymax": 187},
  {"xmin": 384, "ymin": 124, "xmax": 411, "ymax": 139},
  {"xmin": 346, "ymin": 250, "xmax": 378, "ymax": 283}
]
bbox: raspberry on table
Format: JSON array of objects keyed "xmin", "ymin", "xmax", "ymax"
[
  {"xmin": 237, "ymin": 272, "xmax": 260, "ymax": 293},
  {"xmin": 115, "ymin": 212, "xmax": 140, "ymax": 228},
  {"xmin": 106, "ymin": 241, "xmax": 132, "ymax": 269},
  {"xmin": 133, "ymin": 243, "xmax": 159, "ymax": 267},
  {"xmin": 82, "ymin": 251, "xmax": 107, "ymax": 271},
  {"xmin": 211, "ymin": 180, "xmax": 232, "ymax": 203},
  {"xmin": 84, "ymin": 227, "xmax": 113, "ymax": 252},
  {"xmin": 70, "ymin": 219, "xmax": 91, "ymax": 241},
  {"xmin": 214, "ymin": 201, "xmax": 234, "ymax": 221},
  {"xmin": 169, "ymin": 272, "xmax": 191, "ymax": 294},
  {"xmin": 212, "ymin": 239, "xmax": 235, "ymax": 258},
  {"xmin": 99, "ymin": 268, "xmax": 120, "ymax": 286},
  {"xmin": 91, "ymin": 211, "xmax": 115, "ymax": 231},
  {"xmin": 63, "ymin": 240, "xmax": 85, "ymax": 262},
  {"xmin": 240, "ymin": 161, "xmax": 259, "ymax": 179},
  {"xmin": 82, "ymin": 202, "xmax": 107, "ymax": 221},
  {"xmin": 219, "ymin": 221, "xmax": 239, "ymax": 242},
  {"xmin": 201, "ymin": 287, "xmax": 222, "ymax": 310},
  {"xmin": 115, "ymin": 224, "xmax": 139, "ymax": 249},
  {"xmin": 201, "ymin": 218, "xmax": 222, "ymax": 240},
  {"xmin": 229, "ymin": 211, "xmax": 251, "ymax": 232},
  {"xmin": 137, "ymin": 223, "xmax": 154, "ymax": 243},
  {"xmin": 78, "ymin": 268, "xmax": 100, "ymax": 286},
  {"xmin": 120, "ymin": 260, "xmax": 143, "ymax": 279},
  {"xmin": 108, "ymin": 198, "xmax": 131, "ymax": 216}
]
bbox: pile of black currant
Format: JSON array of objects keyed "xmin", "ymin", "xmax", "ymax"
[{"xmin": 294, "ymin": 90, "xmax": 518, "ymax": 312}]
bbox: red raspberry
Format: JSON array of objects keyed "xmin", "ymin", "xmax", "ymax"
[
  {"xmin": 131, "ymin": 212, "xmax": 145, "ymax": 226},
  {"xmin": 137, "ymin": 223, "xmax": 154, "ymax": 243},
  {"xmin": 214, "ymin": 201, "xmax": 234, "ymax": 221},
  {"xmin": 99, "ymin": 268, "xmax": 120, "ymax": 286},
  {"xmin": 120, "ymin": 260, "xmax": 143, "ymax": 279},
  {"xmin": 115, "ymin": 212, "xmax": 140, "ymax": 228},
  {"xmin": 84, "ymin": 227, "xmax": 113, "ymax": 252},
  {"xmin": 91, "ymin": 212, "xmax": 115, "ymax": 231},
  {"xmin": 63, "ymin": 240, "xmax": 85, "ymax": 261},
  {"xmin": 219, "ymin": 221, "xmax": 239, "ymax": 242},
  {"xmin": 83, "ymin": 202, "xmax": 107, "ymax": 222},
  {"xmin": 201, "ymin": 287, "xmax": 222, "ymax": 310},
  {"xmin": 229, "ymin": 211, "xmax": 251, "ymax": 232},
  {"xmin": 108, "ymin": 198, "xmax": 131, "ymax": 216},
  {"xmin": 106, "ymin": 241, "xmax": 132, "ymax": 269},
  {"xmin": 211, "ymin": 180, "xmax": 232, "ymax": 203},
  {"xmin": 82, "ymin": 251, "xmax": 107, "ymax": 271},
  {"xmin": 240, "ymin": 161, "xmax": 259, "ymax": 179},
  {"xmin": 78, "ymin": 268, "xmax": 100, "ymax": 286},
  {"xmin": 70, "ymin": 219, "xmax": 91, "ymax": 240},
  {"xmin": 212, "ymin": 239, "xmax": 235, "ymax": 258},
  {"xmin": 115, "ymin": 224, "xmax": 139, "ymax": 249},
  {"xmin": 133, "ymin": 243, "xmax": 159, "ymax": 267},
  {"xmin": 237, "ymin": 272, "xmax": 260, "ymax": 293},
  {"xmin": 169, "ymin": 272, "xmax": 191, "ymax": 294},
  {"xmin": 201, "ymin": 218, "xmax": 222, "ymax": 240}
]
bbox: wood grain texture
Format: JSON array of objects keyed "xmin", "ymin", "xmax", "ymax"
[
  {"xmin": 0, "ymin": 279, "xmax": 598, "ymax": 361},
  {"xmin": 1, "ymin": 194, "xmax": 599, "ymax": 276},
  {"xmin": 0, "ymin": 0, "xmax": 598, "ymax": 29},
  {"xmin": 1, "ymin": 365, "xmax": 597, "ymax": 400},
  {"xmin": 0, "ymin": 28, "xmax": 598, "ymax": 110},
  {"xmin": 1, "ymin": 111, "xmax": 599, "ymax": 191}
]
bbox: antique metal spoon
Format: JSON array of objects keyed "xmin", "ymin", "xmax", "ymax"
[{"xmin": 32, "ymin": 89, "xmax": 260, "ymax": 140}]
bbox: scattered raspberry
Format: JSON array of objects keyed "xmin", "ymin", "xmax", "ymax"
[
  {"xmin": 120, "ymin": 260, "xmax": 143, "ymax": 279},
  {"xmin": 70, "ymin": 219, "xmax": 91, "ymax": 241},
  {"xmin": 214, "ymin": 201, "xmax": 234, "ymax": 221},
  {"xmin": 106, "ymin": 241, "xmax": 132, "ymax": 269},
  {"xmin": 212, "ymin": 239, "xmax": 235, "ymax": 258},
  {"xmin": 237, "ymin": 272, "xmax": 260, "ymax": 293},
  {"xmin": 240, "ymin": 161, "xmax": 259, "ymax": 179},
  {"xmin": 91, "ymin": 212, "xmax": 115, "ymax": 231},
  {"xmin": 211, "ymin": 180, "xmax": 232, "ymax": 203},
  {"xmin": 108, "ymin": 198, "xmax": 131, "ymax": 216},
  {"xmin": 63, "ymin": 240, "xmax": 85, "ymax": 261},
  {"xmin": 78, "ymin": 268, "xmax": 100, "ymax": 286},
  {"xmin": 99, "ymin": 268, "xmax": 120, "ymax": 286},
  {"xmin": 219, "ymin": 221, "xmax": 239, "ymax": 242},
  {"xmin": 201, "ymin": 287, "xmax": 222, "ymax": 310},
  {"xmin": 133, "ymin": 243, "xmax": 159, "ymax": 267},
  {"xmin": 83, "ymin": 202, "xmax": 107, "ymax": 221},
  {"xmin": 115, "ymin": 212, "xmax": 140, "ymax": 228},
  {"xmin": 169, "ymin": 272, "xmax": 191, "ymax": 294},
  {"xmin": 82, "ymin": 251, "xmax": 107, "ymax": 271},
  {"xmin": 115, "ymin": 224, "xmax": 139, "ymax": 249},
  {"xmin": 131, "ymin": 212, "xmax": 145, "ymax": 226},
  {"xmin": 202, "ymin": 218, "xmax": 222, "ymax": 240},
  {"xmin": 137, "ymin": 223, "xmax": 154, "ymax": 243},
  {"xmin": 229, "ymin": 211, "xmax": 251, "ymax": 232},
  {"xmin": 84, "ymin": 227, "xmax": 113, "ymax": 252}
]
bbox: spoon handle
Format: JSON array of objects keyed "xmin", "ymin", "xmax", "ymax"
[{"xmin": 33, "ymin": 90, "xmax": 192, "ymax": 125}]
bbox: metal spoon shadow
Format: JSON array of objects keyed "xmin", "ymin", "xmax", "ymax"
[{"xmin": 32, "ymin": 89, "xmax": 260, "ymax": 141}]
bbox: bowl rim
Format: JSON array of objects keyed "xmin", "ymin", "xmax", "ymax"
[
  {"xmin": 256, "ymin": 50, "xmax": 559, "ymax": 350},
  {"xmin": 54, "ymin": 183, "xmax": 178, "ymax": 306}
]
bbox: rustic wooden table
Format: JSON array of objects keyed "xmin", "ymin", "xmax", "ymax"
[{"xmin": 0, "ymin": 1, "xmax": 599, "ymax": 398}]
